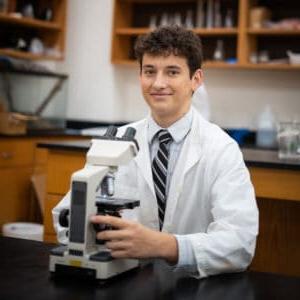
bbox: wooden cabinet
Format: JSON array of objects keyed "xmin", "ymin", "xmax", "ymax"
[
  {"xmin": 0, "ymin": 138, "xmax": 35, "ymax": 229},
  {"xmin": 0, "ymin": 139, "xmax": 34, "ymax": 167},
  {"xmin": 0, "ymin": 0, "xmax": 67, "ymax": 60},
  {"xmin": 0, "ymin": 136, "xmax": 87, "ymax": 232},
  {"xmin": 248, "ymin": 166, "xmax": 300, "ymax": 276},
  {"xmin": 111, "ymin": 0, "xmax": 300, "ymax": 70}
]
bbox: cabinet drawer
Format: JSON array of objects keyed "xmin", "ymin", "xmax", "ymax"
[
  {"xmin": 47, "ymin": 150, "xmax": 86, "ymax": 195},
  {"xmin": 249, "ymin": 167, "xmax": 300, "ymax": 201},
  {"xmin": 0, "ymin": 140, "xmax": 34, "ymax": 167}
]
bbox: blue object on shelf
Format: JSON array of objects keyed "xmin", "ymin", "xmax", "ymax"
[
  {"xmin": 225, "ymin": 57, "xmax": 237, "ymax": 64},
  {"xmin": 227, "ymin": 129, "xmax": 251, "ymax": 146}
]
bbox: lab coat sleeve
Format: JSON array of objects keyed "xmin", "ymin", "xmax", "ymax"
[
  {"xmin": 174, "ymin": 235, "xmax": 198, "ymax": 273},
  {"xmin": 52, "ymin": 191, "xmax": 71, "ymax": 244},
  {"xmin": 189, "ymin": 142, "xmax": 258, "ymax": 278}
]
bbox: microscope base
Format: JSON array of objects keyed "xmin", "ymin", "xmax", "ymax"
[{"xmin": 49, "ymin": 248, "xmax": 139, "ymax": 280}]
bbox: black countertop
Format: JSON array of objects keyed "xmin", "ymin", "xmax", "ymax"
[
  {"xmin": 0, "ymin": 129, "xmax": 83, "ymax": 138},
  {"xmin": 1, "ymin": 237, "xmax": 300, "ymax": 300},
  {"xmin": 38, "ymin": 139, "xmax": 90, "ymax": 151},
  {"xmin": 37, "ymin": 140, "xmax": 300, "ymax": 170}
]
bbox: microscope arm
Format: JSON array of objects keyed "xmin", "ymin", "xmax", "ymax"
[{"xmin": 68, "ymin": 165, "xmax": 109, "ymax": 255}]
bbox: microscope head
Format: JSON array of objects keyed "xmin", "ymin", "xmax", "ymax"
[{"xmin": 87, "ymin": 126, "xmax": 139, "ymax": 167}]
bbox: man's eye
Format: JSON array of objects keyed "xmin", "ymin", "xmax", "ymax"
[
  {"xmin": 168, "ymin": 70, "xmax": 179, "ymax": 76},
  {"xmin": 144, "ymin": 70, "xmax": 155, "ymax": 75}
]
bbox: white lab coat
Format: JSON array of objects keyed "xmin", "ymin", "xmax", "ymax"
[{"xmin": 53, "ymin": 107, "xmax": 258, "ymax": 278}]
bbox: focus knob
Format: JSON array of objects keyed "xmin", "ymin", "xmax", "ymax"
[{"xmin": 58, "ymin": 209, "xmax": 69, "ymax": 228}]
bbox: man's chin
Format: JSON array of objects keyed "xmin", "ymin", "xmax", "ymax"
[{"xmin": 150, "ymin": 105, "xmax": 170, "ymax": 116}]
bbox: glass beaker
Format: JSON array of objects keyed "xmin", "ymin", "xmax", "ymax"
[{"xmin": 277, "ymin": 122, "xmax": 300, "ymax": 159}]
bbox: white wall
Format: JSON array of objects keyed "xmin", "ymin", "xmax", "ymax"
[{"xmin": 57, "ymin": 0, "xmax": 300, "ymax": 129}]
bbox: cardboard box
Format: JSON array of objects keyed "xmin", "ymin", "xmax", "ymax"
[{"xmin": 0, "ymin": 112, "xmax": 27, "ymax": 135}]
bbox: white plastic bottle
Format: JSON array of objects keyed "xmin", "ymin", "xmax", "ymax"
[
  {"xmin": 192, "ymin": 84, "xmax": 211, "ymax": 121},
  {"xmin": 256, "ymin": 105, "xmax": 277, "ymax": 148}
]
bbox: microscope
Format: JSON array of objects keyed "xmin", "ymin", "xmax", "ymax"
[{"xmin": 49, "ymin": 126, "xmax": 140, "ymax": 280}]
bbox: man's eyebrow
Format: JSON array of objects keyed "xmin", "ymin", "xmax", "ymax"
[
  {"xmin": 141, "ymin": 65, "xmax": 182, "ymax": 71},
  {"xmin": 166, "ymin": 65, "xmax": 181, "ymax": 70},
  {"xmin": 142, "ymin": 65, "xmax": 155, "ymax": 69}
]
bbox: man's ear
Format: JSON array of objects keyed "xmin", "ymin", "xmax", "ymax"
[{"xmin": 192, "ymin": 69, "xmax": 203, "ymax": 92}]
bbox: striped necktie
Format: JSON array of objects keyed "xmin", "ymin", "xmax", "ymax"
[{"xmin": 152, "ymin": 129, "xmax": 173, "ymax": 230}]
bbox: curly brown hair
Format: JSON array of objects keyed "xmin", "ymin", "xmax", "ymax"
[{"xmin": 134, "ymin": 26, "xmax": 203, "ymax": 78}]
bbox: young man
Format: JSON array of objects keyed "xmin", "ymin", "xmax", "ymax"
[{"xmin": 53, "ymin": 26, "xmax": 258, "ymax": 278}]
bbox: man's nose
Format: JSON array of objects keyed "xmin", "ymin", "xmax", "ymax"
[{"xmin": 152, "ymin": 73, "xmax": 167, "ymax": 89}]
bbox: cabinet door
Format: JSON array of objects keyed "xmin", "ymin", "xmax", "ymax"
[
  {"xmin": 47, "ymin": 151, "xmax": 86, "ymax": 195},
  {"xmin": 0, "ymin": 139, "xmax": 34, "ymax": 168},
  {"xmin": 0, "ymin": 167, "xmax": 33, "ymax": 229}
]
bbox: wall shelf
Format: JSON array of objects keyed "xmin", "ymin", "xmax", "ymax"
[
  {"xmin": 247, "ymin": 28, "xmax": 300, "ymax": 36},
  {"xmin": 242, "ymin": 63, "xmax": 300, "ymax": 70},
  {"xmin": 0, "ymin": 0, "xmax": 67, "ymax": 61},
  {"xmin": 116, "ymin": 27, "xmax": 238, "ymax": 36},
  {"xmin": 193, "ymin": 28, "xmax": 238, "ymax": 35},
  {"xmin": 0, "ymin": 13, "xmax": 61, "ymax": 31},
  {"xmin": 111, "ymin": 0, "xmax": 300, "ymax": 70},
  {"xmin": 0, "ymin": 49, "xmax": 61, "ymax": 61}
]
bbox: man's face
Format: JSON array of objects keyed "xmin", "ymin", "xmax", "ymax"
[{"xmin": 140, "ymin": 53, "xmax": 202, "ymax": 126}]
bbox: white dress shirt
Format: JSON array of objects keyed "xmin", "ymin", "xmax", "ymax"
[{"xmin": 147, "ymin": 108, "xmax": 197, "ymax": 270}]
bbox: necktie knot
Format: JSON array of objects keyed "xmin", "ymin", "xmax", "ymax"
[{"xmin": 157, "ymin": 130, "xmax": 172, "ymax": 145}]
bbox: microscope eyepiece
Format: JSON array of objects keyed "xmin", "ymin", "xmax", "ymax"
[
  {"xmin": 95, "ymin": 125, "xmax": 139, "ymax": 150},
  {"xmin": 104, "ymin": 125, "xmax": 118, "ymax": 137}
]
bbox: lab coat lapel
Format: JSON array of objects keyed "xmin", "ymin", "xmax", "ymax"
[
  {"xmin": 165, "ymin": 114, "xmax": 202, "ymax": 227},
  {"xmin": 134, "ymin": 121, "xmax": 156, "ymax": 197}
]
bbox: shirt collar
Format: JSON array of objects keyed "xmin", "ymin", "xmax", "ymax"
[{"xmin": 147, "ymin": 107, "xmax": 193, "ymax": 144}]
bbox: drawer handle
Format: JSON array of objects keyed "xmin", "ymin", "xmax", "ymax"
[{"xmin": 1, "ymin": 152, "xmax": 14, "ymax": 159}]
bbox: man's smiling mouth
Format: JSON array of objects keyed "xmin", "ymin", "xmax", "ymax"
[{"xmin": 150, "ymin": 93, "xmax": 172, "ymax": 96}]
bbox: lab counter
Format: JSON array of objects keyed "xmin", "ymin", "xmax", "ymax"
[
  {"xmin": 0, "ymin": 128, "xmax": 83, "ymax": 138},
  {"xmin": 38, "ymin": 140, "xmax": 300, "ymax": 277},
  {"xmin": 1, "ymin": 237, "xmax": 300, "ymax": 300},
  {"xmin": 37, "ymin": 140, "xmax": 300, "ymax": 170}
]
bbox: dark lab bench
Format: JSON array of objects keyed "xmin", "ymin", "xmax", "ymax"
[{"xmin": 1, "ymin": 237, "xmax": 300, "ymax": 300}]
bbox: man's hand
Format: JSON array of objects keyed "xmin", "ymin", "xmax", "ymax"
[{"xmin": 90, "ymin": 215, "xmax": 178, "ymax": 264}]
